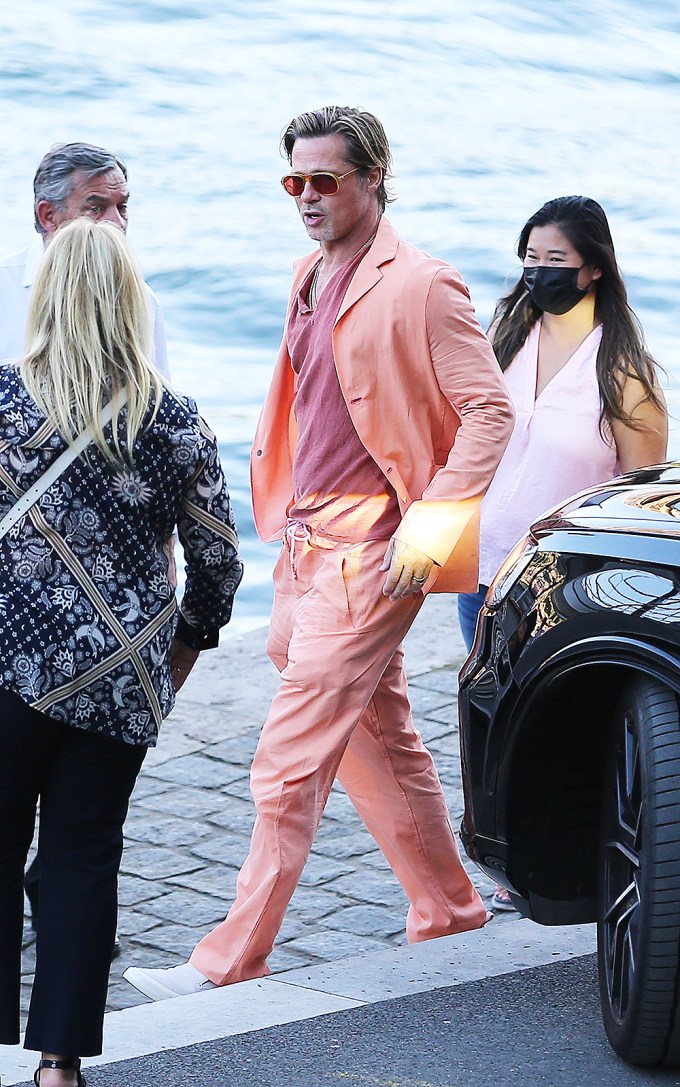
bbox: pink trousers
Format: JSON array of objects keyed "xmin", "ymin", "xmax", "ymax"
[{"xmin": 190, "ymin": 528, "xmax": 486, "ymax": 985}]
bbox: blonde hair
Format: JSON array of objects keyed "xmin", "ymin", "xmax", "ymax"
[{"xmin": 21, "ymin": 218, "xmax": 163, "ymax": 466}]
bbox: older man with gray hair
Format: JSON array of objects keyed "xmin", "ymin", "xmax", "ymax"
[{"xmin": 0, "ymin": 141, "xmax": 169, "ymax": 376}]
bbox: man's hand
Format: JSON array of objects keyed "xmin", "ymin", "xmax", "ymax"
[
  {"xmin": 380, "ymin": 538, "xmax": 435, "ymax": 600},
  {"xmin": 170, "ymin": 638, "xmax": 200, "ymax": 692}
]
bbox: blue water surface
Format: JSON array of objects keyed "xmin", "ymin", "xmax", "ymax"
[{"xmin": 1, "ymin": 0, "xmax": 678, "ymax": 632}]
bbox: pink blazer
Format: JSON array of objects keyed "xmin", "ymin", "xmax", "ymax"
[{"xmin": 251, "ymin": 218, "xmax": 514, "ymax": 592}]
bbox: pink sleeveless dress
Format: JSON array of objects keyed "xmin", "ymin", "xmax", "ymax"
[{"xmin": 479, "ymin": 320, "xmax": 618, "ymax": 586}]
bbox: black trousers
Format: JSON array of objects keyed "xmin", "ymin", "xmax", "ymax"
[{"xmin": 0, "ymin": 690, "xmax": 145, "ymax": 1055}]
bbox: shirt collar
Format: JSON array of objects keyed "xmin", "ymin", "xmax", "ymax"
[{"xmin": 23, "ymin": 236, "xmax": 47, "ymax": 288}]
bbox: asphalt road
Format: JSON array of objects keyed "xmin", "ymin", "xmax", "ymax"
[{"xmin": 32, "ymin": 955, "xmax": 680, "ymax": 1087}]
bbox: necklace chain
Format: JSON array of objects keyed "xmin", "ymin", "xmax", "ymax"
[{"xmin": 309, "ymin": 261, "xmax": 322, "ymax": 309}]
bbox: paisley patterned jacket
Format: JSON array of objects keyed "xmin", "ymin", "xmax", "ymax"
[{"xmin": 0, "ymin": 368, "xmax": 243, "ymax": 746}]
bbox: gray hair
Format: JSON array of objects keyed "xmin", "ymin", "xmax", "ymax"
[
  {"xmin": 33, "ymin": 142, "xmax": 128, "ymax": 235},
  {"xmin": 281, "ymin": 106, "xmax": 395, "ymax": 213}
]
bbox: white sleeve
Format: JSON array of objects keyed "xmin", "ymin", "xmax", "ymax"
[{"xmin": 146, "ymin": 285, "xmax": 171, "ymax": 380}]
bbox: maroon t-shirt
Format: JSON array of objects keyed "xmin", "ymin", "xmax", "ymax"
[{"xmin": 287, "ymin": 252, "xmax": 400, "ymax": 542}]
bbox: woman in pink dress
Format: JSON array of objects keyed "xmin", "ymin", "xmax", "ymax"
[{"xmin": 457, "ymin": 195, "xmax": 668, "ymax": 909}]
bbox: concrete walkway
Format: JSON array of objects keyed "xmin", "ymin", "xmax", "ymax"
[{"xmin": 1, "ymin": 595, "xmax": 597, "ymax": 1084}]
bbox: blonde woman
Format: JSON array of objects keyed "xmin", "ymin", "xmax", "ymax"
[{"xmin": 0, "ymin": 218, "xmax": 243, "ymax": 1086}]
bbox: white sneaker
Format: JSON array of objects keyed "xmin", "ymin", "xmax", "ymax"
[{"xmin": 123, "ymin": 962, "xmax": 216, "ymax": 1001}]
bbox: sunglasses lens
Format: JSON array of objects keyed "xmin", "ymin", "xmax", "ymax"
[
  {"xmin": 281, "ymin": 172, "xmax": 343, "ymax": 196},
  {"xmin": 282, "ymin": 175, "xmax": 305, "ymax": 197},
  {"xmin": 310, "ymin": 173, "xmax": 340, "ymax": 195}
]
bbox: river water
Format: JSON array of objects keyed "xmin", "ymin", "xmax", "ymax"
[{"xmin": 1, "ymin": 0, "xmax": 679, "ymax": 632}]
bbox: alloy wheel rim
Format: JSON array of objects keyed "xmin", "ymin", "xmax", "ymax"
[{"xmin": 602, "ymin": 712, "xmax": 642, "ymax": 1023}]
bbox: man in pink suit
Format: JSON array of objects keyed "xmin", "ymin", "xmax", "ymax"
[{"xmin": 125, "ymin": 105, "xmax": 515, "ymax": 1000}]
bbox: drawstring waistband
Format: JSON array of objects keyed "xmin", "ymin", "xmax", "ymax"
[
  {"xmin": 284, "ymin": 520, "xmax": 312, "ymax": 546},
  {"xmin": 283, "ymin": 519, "xmax": 385, "ymax": 580},
  {"xmin": 284, "ymin": 520, "xmax": 311, "ymax": 580}
]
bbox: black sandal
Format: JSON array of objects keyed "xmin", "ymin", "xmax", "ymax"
[{"xmin": 33, "ymin": 1056, "xmax": 86, "ymax": 1085}]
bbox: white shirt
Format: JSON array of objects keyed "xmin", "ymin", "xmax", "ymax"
[{"xmin": 0, "ymin": 237, "xmax": 170, "ymax": 378}]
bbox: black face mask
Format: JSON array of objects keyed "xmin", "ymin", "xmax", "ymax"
[{"xmin": 523, "ymin": 265, "xmax": 588, "ymax": 315}]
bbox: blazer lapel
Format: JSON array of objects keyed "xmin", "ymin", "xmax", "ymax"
[
  {"xmin": 290, "ymin": 251, "xmax": 320, "ymax": 295},
  {"xmin": 335, "ymin": 217, "xmax": 399, "ymax": 323}
]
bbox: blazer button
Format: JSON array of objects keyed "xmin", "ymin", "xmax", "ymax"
[{"xmin": 255, "ymin": 449, "xmax": 263, "ymax": 456}]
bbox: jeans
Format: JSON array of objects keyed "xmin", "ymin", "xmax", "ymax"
[{"xmin": 457, "ymin": 585, "xmax": 489, "ymax": 652}]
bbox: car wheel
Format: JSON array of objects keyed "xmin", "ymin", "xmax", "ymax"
[{"xmin": 598, "ymin": 675, "xmax": 680, "ymax": 1066}]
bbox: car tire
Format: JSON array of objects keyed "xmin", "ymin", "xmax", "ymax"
[{"xmin": 598, "ymin": 675, "xmax": 680, "ymax": 1067}]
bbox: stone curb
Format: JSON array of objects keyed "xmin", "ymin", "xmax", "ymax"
[{"xmin": 1, "ymin": 920, "xmax": 596, "ymax": 1084}]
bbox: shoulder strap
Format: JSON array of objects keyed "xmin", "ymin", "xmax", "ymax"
[{"xmin": 0, "ymin": 391, "xmax": 128, "ymax": 542}]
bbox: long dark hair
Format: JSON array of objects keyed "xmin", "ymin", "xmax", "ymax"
[{"xmin": 491, "ymin": 195, "xmax": 662, "ymax": 429}]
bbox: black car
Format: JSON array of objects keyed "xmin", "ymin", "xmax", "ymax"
[{"xmin": 458, "ymin": 463, "xmax": 680, "ymax": 1068}]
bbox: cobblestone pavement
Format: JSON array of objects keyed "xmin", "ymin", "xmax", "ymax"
[{"xmin": 20, "ymin": 598, "xmax": 512, "ymax": 1024}]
